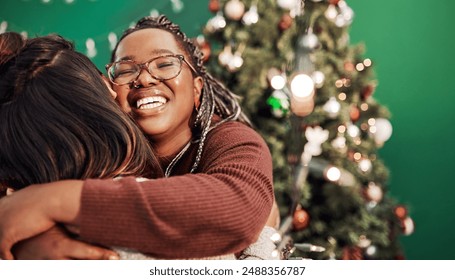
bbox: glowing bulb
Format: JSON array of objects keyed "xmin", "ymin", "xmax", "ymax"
[
  {"xmin": 325, "ymin": 166, "xmax": 341, "ymax": 182},
  {"xmin": 290, "ymin": 73, "xmax": 314, "ymax": 99}
]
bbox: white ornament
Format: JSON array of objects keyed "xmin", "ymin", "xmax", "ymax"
[
  {"xmin": 331, "ymin": 136, "xmax": 346, "ymax": 151},
  {"xmin": 304, "ymin": 126, "xmax": 329, "ymax": 157},
  {"xmin": 277, "ymin": 0, "xmax": 298, "ymax": 10},
  {"xmin": 227, "ymin": 53, "xmax": 244, "ymax": 72},
  {"xmin": 365, "ymin": 182, "xmax": 383, "ymax": 202},
  {"xmin": 224, "ymin": 0, "xmax": 245, "ymax": 21},
  {"xmin": 242, "ymin": 4, "xmax": 259, "ymax": 25},
  {"xmin": 298, "ymin": 33, "xmax": 319, "ymax": 50},
  {"xmin": 358, "ymin": 158, "xmax": 372, "ymax": 173},
  {"xmin": 372, "ymin": 118, "xmax": 393, "ymax": 145},
  {"xmin": 402, "ymin": 217, "xmax": 415, "ymax": 236},
  {"xmin": 218, "ymin": 46, "xmax": 233, "ymax": 66},
  {"xmin": 323, "ymin": 97, "xmax": 341, "ymax": 118},
  {"xmin": 206, "ymin": 12, "xmax": 227, "ymax": 32},
  {"xmin": 347, "ymin": 123, "xmax": 360, "ymax": 138},
  {"xmin": 311, "ymin": 71, "xmax": 325, "ymax": 88}
]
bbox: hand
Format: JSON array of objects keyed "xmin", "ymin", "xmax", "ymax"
[
  {"xmin": 13, "ymin": 226, "xmax": 119, "ymax": 260},
  {"xmin": 0, "ymin": 180, "xmax": 83, "ymax": 259}
]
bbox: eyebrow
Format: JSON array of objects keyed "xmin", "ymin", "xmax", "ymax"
[{"xmin": 116, "ymin": 49, "xmax": 176, "ymax": 62}]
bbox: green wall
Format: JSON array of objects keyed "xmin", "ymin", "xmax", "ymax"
[
  {"xmin": 1, "ymin": 0, "xmax": 454, "ymax": 259},
  {"xmin": 348, "ymin": 0, "xmax": 455, "ymax": 259}
]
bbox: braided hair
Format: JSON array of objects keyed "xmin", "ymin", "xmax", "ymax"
[{"xmin": 112, "ymin": 15, "xmax": 251, "ymax": 175}]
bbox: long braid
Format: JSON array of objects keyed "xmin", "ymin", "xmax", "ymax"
[{"xmin": 113, "ymin": 15, "xmax": 251, "ymax": 174}]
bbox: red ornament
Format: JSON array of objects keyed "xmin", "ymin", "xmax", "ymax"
[
  {"xmin": 329, "ymin": 0, "xmax": 341, "ymax": 5},
  {"xmin": 208, "ymin": 0, "xmax": 220, "ymax": 13},
  {"xmin": 394, "ymin": 205, "xmax": 408, "ymax": 220},
  {"xmin": 278, "ymin": 13, "xmax": 293, "ymax": 31},
  {"xmin": 361, "ymin": 84, "xmax": 375, "ymax": 100},
  {"xmin": 350, "ymin": 105, "xmax": 360, "ymax": 122},
  {"xmin": 292, "ymin": 208, "xmax": 310, "ymax": 230}
]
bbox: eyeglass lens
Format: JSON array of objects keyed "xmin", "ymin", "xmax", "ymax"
[{"xmin": 109, "ymin": 55, "xmax": 182, "ymax": 85}]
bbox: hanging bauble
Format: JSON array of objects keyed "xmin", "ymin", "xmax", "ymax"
[
  {"xmin": 224, "ymin": 0, "xmax": 245, "ymax": 21},
  {"xmin": 277, "ymin": 0, "xmax": 298, "ymax": 10},
  {"xmin": 350, "ymin": 105, "xmax": 360, "ymax": 122},
  {"xmin": 358, "ymin": 158, "xmax": 372, "ymax": 173},
  {"xmin": 292, "ymin": 208, "xmax": 310, "ymax": 230},
  {"xmin": 311, "ymin": 71, "xmax": 325, "ymax": 88},
  {"xmin": 218, "ymin": 45, "xmax": 233, "ymax": 66},
  {"xmin": 208, "ymin": 0, "xmax": 220, "ymax": 13},
  {"xmin": 364, "ymin": 245, "xmax": 377, "ymax": 258},
  {"xmin": 331, "ymin": 135, "xmax": 347, "ymax": 152},
  {"xmin": 267, "ymin": 68, "xmax": 287, "ymax": 90},
  {"xmin": 401, "ymin": 217, "xmax": 415, "ymax": 236},
  {"xmin": 371, "ymin": 118, "xmax": 393, "ymax": 146},
  {"xmin": 323, "ymin": 97, "xmax": 341, "ymax": 118},
  {"xmin": 347, "ymin": 123, "xmax": 360, "ymax": 138},
  {"xmin": 298, "ymin": 32, "xmax": 319, "ymax": 50},
  {"xmin": 205, "ymin": 12, "xmax": 227, "ymax": 33},
  {"xmin": 361, "ymin": 84, "xmax": 375, "ymax": 100},
  {"xmin": 227, "ymin": 52, "xmax": 244, "ymax": 72},
  {"xmin": 363, "ymin": 182, "xmax": 383, "ymax": 203},
  {"xmin": 394, "ymin": 205, "xmax": 408, "ymax": 220},
  {"xmin": 242, "ymin": 4, "xmax": 259, "ymax": 25},
  {"xmin": 278, "ymin": 13, "xmax": 293, "ymax": 31}
]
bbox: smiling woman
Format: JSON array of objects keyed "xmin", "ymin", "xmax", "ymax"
[{"xmin": 0, "ymin": 15, "xmax": 277, "ymax": 260}]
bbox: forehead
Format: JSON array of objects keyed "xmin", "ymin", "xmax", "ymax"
[{"xmin": 115, "ymin": 28, "xmax": 183, "ymax": 61}]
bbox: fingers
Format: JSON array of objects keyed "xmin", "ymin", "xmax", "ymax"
[
  {"xmin": 0, "ymin": 250, "xmax": 14, "ymax": 260},
  {"xmin": 65, "ymin": 239, "xmax": 119, "ymax": 260}
]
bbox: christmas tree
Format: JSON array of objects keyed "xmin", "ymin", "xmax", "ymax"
[{"xmin": 201, "ymin": 0, "xmax": 414, "ymax": 259}]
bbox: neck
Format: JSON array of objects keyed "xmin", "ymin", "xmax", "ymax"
[{"xmin": 150, "ymin": 129, "xmax": 192, "ymax": 157}]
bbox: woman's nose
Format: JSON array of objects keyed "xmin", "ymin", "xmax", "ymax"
[{"xmin": 134, "ymin": 68, "xmax": 160, "ymax": 87}]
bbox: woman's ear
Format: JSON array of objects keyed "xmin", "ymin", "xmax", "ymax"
[
  {"xmin": 193, "ymin": 76, "xmax": 203, "ymax": 110},
  {"xmin": 101, "ymin": 75, "xmax": 117, "ymax": 99}
]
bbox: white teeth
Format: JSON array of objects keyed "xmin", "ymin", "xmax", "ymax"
[{"xmin": 136, "ymin": 96, "xmax": 167, "ymax": 109}]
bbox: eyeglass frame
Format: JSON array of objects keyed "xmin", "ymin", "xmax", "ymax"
[{"xmin": 105, "ymin": 54, "xmax": 198, "ymax": 86}]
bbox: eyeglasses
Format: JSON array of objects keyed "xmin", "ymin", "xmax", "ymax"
[{"xmin": 105, "ymin": 54, "xmax": 197, "ymax": 86}]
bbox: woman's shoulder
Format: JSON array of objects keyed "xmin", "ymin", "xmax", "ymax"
[{"xmin": 209, "ymin": 120, "xmax": 264, "ymax": 142}]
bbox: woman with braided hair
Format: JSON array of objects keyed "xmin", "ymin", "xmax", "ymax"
[{"xmin": 0, "ymin": 15, "xmax": 278, "ymax": 260}]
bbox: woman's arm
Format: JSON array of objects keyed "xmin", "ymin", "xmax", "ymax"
[
  {"xmin": 0, "ymin": 180, "xmax": 83, "ymax": 259},
  {"xmin": 0, "ymin": 122, "xmax": 274, "ymax": 259},
  {"xmin": 13, "ymin": 226, "xmax": 119, "ymax": 260},
  {"xmin": 78, "ymin": 122, "xmax": 274, "ymax": 258}
]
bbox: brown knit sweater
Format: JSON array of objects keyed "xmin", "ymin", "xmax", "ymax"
[{"xmin": 79, "ymin": 121, "xmax": 274, "ymax": 259}]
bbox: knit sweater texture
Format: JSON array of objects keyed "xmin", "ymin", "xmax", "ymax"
[{"xmin": 79, "ymin": 121, "xmax": 274, "ymax": 259}]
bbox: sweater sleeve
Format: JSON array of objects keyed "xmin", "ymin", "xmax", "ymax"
[{"xmin": 79, "ymin": 122, "xmax": 274, "ymax": 259}]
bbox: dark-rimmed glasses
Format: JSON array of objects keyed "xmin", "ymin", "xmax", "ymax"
[{"xmin": 105, "ymin": 54, "xmax": 197, "ymax": 86}]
